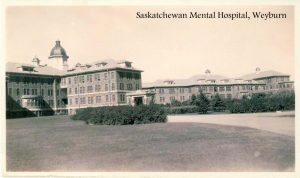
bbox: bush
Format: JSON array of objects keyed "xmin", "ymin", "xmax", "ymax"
[
  {"xmin": 166, "ymin": 106, "xmax": 199, "ymax": 114},
  {"xmin": 71, "ymin": 104, "xmax": 167, "ymax": 125},
  {"xmin": 195, "ymin": 92, "xmax": 210, "ymax": 114},
  {"xmin": 227, "ymin": 91, "xmax": 295, "ymax": 113}
]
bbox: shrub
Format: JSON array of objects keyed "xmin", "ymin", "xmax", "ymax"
[
  {"xmin": 166, "ymin": 106, "xmax": 199, "ymax": 114},
  {"xmin": 71, "ymin": 104, "xmax": 167, "ymax": 125},
  {"xmin": 195, "ymin": 92, "xmax": 210, "ymax": 114},
  {"xmin": 211, "ymin": 93, "xmax": 226, "ymax": 112},
  {"xmin": 227, "ymin": 91, "xmax": 295, "ymax": 113}
]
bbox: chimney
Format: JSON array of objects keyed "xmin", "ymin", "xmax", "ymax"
[{"xmin": 255, "ymin": 67, "xmax": 261, "ymax": 74}]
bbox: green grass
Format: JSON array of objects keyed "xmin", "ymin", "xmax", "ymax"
[{"xmin": 6, "ymin": 116, "xmax": 294, "ymax": 172}]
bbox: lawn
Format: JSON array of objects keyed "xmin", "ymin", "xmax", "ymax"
[{"xmin": 6, "ymin": 115, "xmax": 294, "ymax": 172}]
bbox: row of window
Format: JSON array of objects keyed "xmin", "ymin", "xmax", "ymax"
[
  {"xmin": 68, "ymin": 83, "xmax": 140, "ymax": 95},
  {"xmin": 69, "ymin": 94, "xmax": 126, "ymax": 105},
  {"xmin": 8, "ymin": 76, "xmax": 54, "ymax": 85},
  {"xmin": 157, "ymin": 85, "xmax": 268, "ymax": 94},
  {"xmin": 7, "ymin": 88, "xmax": 60, "ymax": 97},
  {"xmin": 21, "ymin": 99, "xmax": 64, "ymax": 107},
  {"xmin": 61, "ymin": 71, "xmax": 141, "ymax": 86},
  {"xmin": 160, "ymin": 94, "xmax": 233, "ymax": 103}
]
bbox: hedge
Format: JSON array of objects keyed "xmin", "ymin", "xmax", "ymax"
[
  {"xmin": 165, "ymin": 106, "xmax": 199, "ymax": 114},
  {"xmin": 71, "ymin": 104, "xmax": 167, "ymax": 125}
]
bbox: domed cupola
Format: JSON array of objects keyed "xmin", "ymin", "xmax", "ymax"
[
  {"xmin": 48, "ymin": 40, "xmax": 69, "ymax": 71},
  {"xmin": 49, "ymin": 40, "xmax": 69, "ymax": 59}
]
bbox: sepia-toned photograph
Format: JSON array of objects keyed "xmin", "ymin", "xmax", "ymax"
[{"xmin": 3, "ymin": 4, "xmax": 296, "ymax": 176}]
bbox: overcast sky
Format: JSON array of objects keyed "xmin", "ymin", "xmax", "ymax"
[{"xmin": 6, "ymin": 6, "xmax": 294, "ymax": 82}]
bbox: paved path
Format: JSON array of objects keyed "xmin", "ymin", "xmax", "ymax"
[{"xmin": 168, "ymin": 111, "xmax": 295, "ymax": 136}]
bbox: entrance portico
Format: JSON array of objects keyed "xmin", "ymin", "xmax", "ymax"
[{"xmin": 126, "ymin": 90, "xmax": 155, "ymax": 106}]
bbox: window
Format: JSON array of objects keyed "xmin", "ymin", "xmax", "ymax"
[
  {"xmin": 79, "ymin": 76, "xmax": 85, "ymax": 83},
  {"xmin": 68, "ymin": 88, "xmax": 72, "ymax": 94},
  {"xmin": 41, "ymin": 89, "xmax": 44, "ymax": 96},
  {"xmin": 105, "ymin": 84, "xmax": 109, "ymax": 91},
  {"xmin": 69, "ymin": 99, "xmax": 72, "ymax": 106},
  {"xmin": 159, "ymin": 88, "xmax": 164, "ymax": 94},
  {"xmin": 111, "ymin": 72, "xmax": 115, "ymax": 79},
  {"xmin": 136, "ymin": 84, "xmax": 139, "ymax": 90},
  {"xmin": 104, "ymin": 72, "xmax": 108, "ymax": 79},
  {"xmin": 8, "ymin": 88, "xmax": 12, "ymax": 95},
  {"xmin": 75, "ymin": 87, "xmax": 78, "ymax": 94},
  {"xmin": 159, "ymin": 97, "xmax": 165, "ymax": 103},
  {"xmin": 111, "ymin": 83, "xmax": 115, "ymax": 90},
  {"xmin": 87, "ymin": 86, "xmax": 93, "ymax": 93},
  {"xmin": 226, "ymin": 86, "xmax": 231, "ymax": 91},
  {"xmin": 75, "ymin": 98, "xmax": 78, "ymax": 104},
  {"xmin": 126, "ymin": 73, "xmax": 132, "ymax": 80},
  {"xmin": 80, "ymin": 97, "xmax": 86, "ymax": 104},
  {"xmin": 68, "ymin": 78, "xmax": 71, "ymax": 85},
  {"xmin": 87, "ymin": 75, "xmax": 93, "ymax": 82},
  {"xmin": 180, "ymin": 96, "xmax": 185, "ymax": 101},
  {"xmin": 96, "ymin": 96, "xmax": 101, "ymax": 103},
  {"xmin": 95, "ymin": 85, "xmax": 101, "ymax": 92},
  {"xmin": 179, "ymin": 88, "xmax": 184, "ymax": 93},
  {"xmin": 16, "ymin": 88, "xmax": 20, "ymax": 95},
  {"xmin": 74, "ymin": 76, "xmax": 78, "ymax": 84},
  {"xmin": 120, "ymin": 83, "xmax": 124, "ymax": 90},
  {"xmin": 127, "ymin": 84, "xmax": 132, "ymax": 90},
  {"xmin": 112, "ymin": 94, "xmax": 115, "ymax": 102},
  {"xmin": 188, "ymin": 88, "xmax": 192, "ymax": 93},
  {"xmin": 255, "ymin": 86, "xmax": 259, "ymax": 90},
  {"xmin": 120, "ymin": 94, "xmax": 125, "ymax": 102},
  {"xmin": 169, "ymin": 88, "xmax": 175, "ymax": 94},
  {"xmin": 106, "ymin": 95, "xmax": 109, "ymax": 102},
  {"xmin": 219, "ymin": 87, "xmax": 225, "ymax": 92},
  {"xmin": 88, "ymin": 97, "xmax": 93, "ymax": 104},
  {"xmin": 48, "ymin": 89, "xmax": 53, "ymax": 96},
  {"xmin": 170, "ymin": 96, "xmax": 176, "ymax": 101},
  {"xmin": 94, "ymin": 73, "xmax": 101, "ymax": 81},
  {"xmin": 80, "ymin": 87, "xmax": 85, "ymax": 94}
]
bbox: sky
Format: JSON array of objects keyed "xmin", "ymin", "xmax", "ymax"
[{"xmin": 6, "ymin": 6, "xmax": 294, "ymax": 83}]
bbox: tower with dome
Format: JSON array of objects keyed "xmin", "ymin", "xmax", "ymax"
[{"xmin": 48, "ymin": 40, "xmax": 69, "ymax": 71}]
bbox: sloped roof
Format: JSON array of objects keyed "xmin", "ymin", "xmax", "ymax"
[
  {"xmin": 6, "ymin": 62, "xmax": 65, "ymax": 76},
  {"xmin": 143, "ymin": 74, "xmax": 230, "ymax": 88},
  {"xmin": 65, "ymin": 59, "xmax": 142, "ymax": 75},
  {"xmin": 240, "ymin": 70, "xmax": 289, "ymax": 80}
]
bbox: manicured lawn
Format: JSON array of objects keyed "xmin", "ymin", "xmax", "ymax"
[{"xmin": 6, "ymin": 115, "xmax": 294, "ymax": 172}]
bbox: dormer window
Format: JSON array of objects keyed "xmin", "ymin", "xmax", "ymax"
[
  {"xmin": 18, "ymin": 65, "xmax": 35, "ymax": 72},
  {"xmin": 118, "ymin": 61, "xmax": 132, "ymax": 68},
  {"xmin": 206, "ymin": 80, "xmax": 215, "ymax": 83},
  {"xmin": 164, "ymin": 80, "xmax": 175, "ymax": 85},
  {"xmin": 95, "ymin": 62, "xmax": 107, "ymax": 68},
  {"xmin": 197, "ymin": 79, "xmax": 205, "ymax": 83}
]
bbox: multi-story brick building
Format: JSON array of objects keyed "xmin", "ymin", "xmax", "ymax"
[
  {"xmin": 5, "ymin": 40, "xmax": 294, "ymax": 118},
  {"xmin": 61, "ymin": 60, "xmax": 142, "ymax": 115},
  {"xmin": 6, "ymin": 59, "xmax": 67, "ymax": 118},
  {"xmin": 6, "ymin": 41, "xmax": 142, "ymax": 118},
  {"xmin": 142, "ymin": 69, "xmax": 294, "ymax": 105}
]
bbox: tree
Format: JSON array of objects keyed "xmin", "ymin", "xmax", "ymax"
[
  {"xmin": 195, "ymin": 92, "xmax": 210, "ymax": 114},
  {"xmin": 190, "ymin": 94, "xmax": 197, "ymax": 105},
  {"xmin": 211, "ymin": 93, "xmax": 226, "ymax": 112}
]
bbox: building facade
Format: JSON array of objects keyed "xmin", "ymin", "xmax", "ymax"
[
  {"xmin": 6, "ymin": 41, "xmax": 142, "ymax": 118},
  {"xmin": 142, "ymin": 69, "xmax": 294, "ymax": 105},
  {"xmin": 5, "ymin": 40, "xmax": 294, "ymax": 118}
]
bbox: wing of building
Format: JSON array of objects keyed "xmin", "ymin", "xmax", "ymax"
[{"xmin": 6, "ymin": 41, "xmax": 294, "ymax": 118}]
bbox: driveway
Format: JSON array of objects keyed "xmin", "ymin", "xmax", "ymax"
[{"xmin": 168, "ymin": 111, "xmax": 295, "ymax": 136}]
